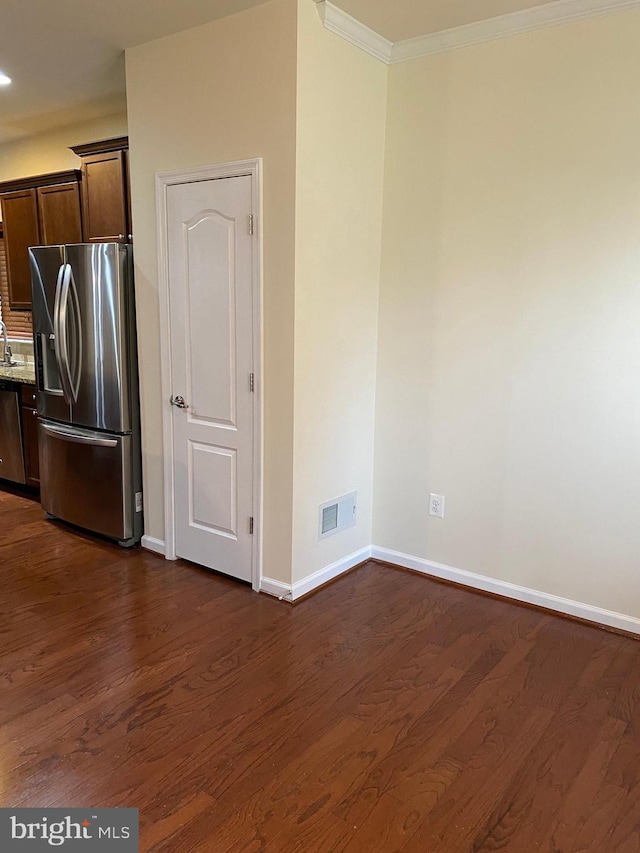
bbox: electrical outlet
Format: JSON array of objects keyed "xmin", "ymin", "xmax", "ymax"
[{"xmin": 429, "ymin": 493, "xmax": 445, "ymax": 519}]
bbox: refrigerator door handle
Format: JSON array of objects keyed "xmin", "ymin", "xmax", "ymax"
[
  {"xmin": 40, "ymin": 423, "xmax": 118, "ymax": 448},
  {"xmin": 53, "ymin": 263, "xmax": 73, "ymax": 404},
  {"xmin": 67, "ymin": 264, "xmax": 83, "ymax": 401},
  {"xmin": 55, "ymin": 264, "xmax": 82, "ymax": 404}
]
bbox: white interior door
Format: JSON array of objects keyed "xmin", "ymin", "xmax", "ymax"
[{"xmin": 167, "ymin": 175, "xmax": 254, "ymax": 582}]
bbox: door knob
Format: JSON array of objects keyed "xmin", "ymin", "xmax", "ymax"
[{"xmin": 170, "ymin": 395, "xmax": 189, "ymax": 409}]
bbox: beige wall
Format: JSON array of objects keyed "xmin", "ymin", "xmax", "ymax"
[
  {"xmin": 0, "ymin": 113, "xmax": 128, "ymax": 182},
  {"xmin": 291, "ymin": 0, "xmax": 387, "ymax": 582},
  {"xmin": 374, "ymin": 9, "xmax": 640, "ymax": 617},
  {"xmin": 125, "ymin": 0, "xmax": 298, "ymax": 582}
]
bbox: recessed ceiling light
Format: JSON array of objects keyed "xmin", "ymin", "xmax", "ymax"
[{"xmin": 0, "ymin": 72, "xmax": 12, "ymax": 86}]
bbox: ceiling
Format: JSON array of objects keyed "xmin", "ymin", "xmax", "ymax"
[
  {"xmin": 0, "ymin": 0, "xmax": 271, "ymax": 144},
  {"xmin": 0, "ymin": 0, "xmax": 567, "ymax": 145}
]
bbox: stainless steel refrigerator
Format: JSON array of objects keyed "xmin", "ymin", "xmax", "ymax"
[{"xmin": 29, "ymin": 243, "xmax": 143, "ymax": 546}]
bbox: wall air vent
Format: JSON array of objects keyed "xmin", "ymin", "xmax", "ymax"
[
  {"xmin": 322, "ymin": 503, "xmax": 339, "ymax": 535},
  {"xmin": 318, "ymin": 491, "xmax": 357, "ymax": 540}
]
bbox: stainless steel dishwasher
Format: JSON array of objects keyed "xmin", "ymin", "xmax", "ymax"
[{"xmin": 0, "ymin": 379, "xmax": 26, "ymax": 484}]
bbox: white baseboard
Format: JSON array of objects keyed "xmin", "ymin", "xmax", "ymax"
[
  {"xmin": 141, "ymin": 535, "xmax": 166, "ymax": 556},
  {"xmin": 371, "ymin": 546, "xmax": 640, "ymax": 636},
  {"xmin": 261, "ymin": 545, "xmax": 372, "ymax": 602},
  {"xmin": 291, "ymin": 546, "xmax": 371, "ymax": 600},
  {"xmin": 260, "ymin": 542, "xmax": 640, "ymax": 635},
  {"xmin": 259, "ymin": 576, "xmax": 293, "ymax": 600}
]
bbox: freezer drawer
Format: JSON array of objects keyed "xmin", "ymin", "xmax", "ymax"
[{"xmin": 39, "ymin": 420, "xmax": 134, "ymax": 541}]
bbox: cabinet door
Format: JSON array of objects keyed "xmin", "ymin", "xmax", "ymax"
[
  {"xmin": 1, "ymin": 189, "xmax": 39, "ymax": 309},
  {"xmin": 37, "ymin": 182, "xmax": 82, "ymax": 245},
  {"xmin": 21, "ymin": 388, "xmax": 40, "ymax": 486},
  {"xmin": 0, "ymin": 388, "xmax": 26, "ymax": 484},
  {"xmin": 80, "ymin": 150, "xmax": 128, "ymax": 242},
  {"xmin": 22, "ymin": 405, "xmax": 40, "ymax": 487}
]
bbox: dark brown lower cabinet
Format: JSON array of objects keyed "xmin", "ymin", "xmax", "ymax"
[{"xmin": 21, "ymin": 385, "xmax": 39, "ymax": 488}]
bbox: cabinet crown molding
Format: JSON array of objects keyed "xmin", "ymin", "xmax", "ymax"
[
  {"xmin": 69, "ymin": 136, "xmax": 129, "ymax": 157},
  {"xmin": 0, "ymin": 170, "xmax": 81, "ymax": 195}
]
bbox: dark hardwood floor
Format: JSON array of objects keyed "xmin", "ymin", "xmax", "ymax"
[{"xmin": 1, "ymin": 488, "xmax": 639, "ymax": 851}]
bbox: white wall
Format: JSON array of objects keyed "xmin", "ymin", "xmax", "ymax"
[
  {"xmin": 291, "ymin": 0, "xmax": 387, "ymax": 582},
  {"xmin": 123, "ymin": 0, "xmax": 640, "ymax": 617},
  {"xmin": 0, "ymin": 113, "xmax": 128, "ymax": 182},
  {"xmin": 374, "ymin": 9, "xmax": 640, "ymax": 618},
  {"xmin": 125, "ymin": 0, "xmax": 298, "ymax": 582}
]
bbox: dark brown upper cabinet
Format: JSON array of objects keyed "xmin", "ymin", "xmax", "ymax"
[
  {"xmin": 70, "ymin": 137, "xmax": 130, "ymax": 243},
  {"xmin": 1, "ymin": 189, "xmax": 40, "ymax": 309},
  {"xmin": 0, "ymin": 170, "xmax": 81, "ymax": 310},
  {"xmin": 37, "ymin": 182, "xmax": 83, "ymax": 246}
]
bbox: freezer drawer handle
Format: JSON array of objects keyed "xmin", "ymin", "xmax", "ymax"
[{"xmin": 41, "ymin": 423, "xmax": 118, "ymax": 448}]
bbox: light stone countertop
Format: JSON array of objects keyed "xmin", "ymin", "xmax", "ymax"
[{"xmin": 0, "ymin": 362, "xmax": 36, "ymax": 384}]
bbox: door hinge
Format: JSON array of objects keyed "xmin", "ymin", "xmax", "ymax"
[
  {"xmin": 249, "ymin": 373, "xmax": 255, "ymax": 392},
  {"xmin": 249, "ymin": 517, "xmax": 254, "ymax": 534},
  {"xmin": 248, "ymin": 214, "xmax": 254, "ymax": 236}
]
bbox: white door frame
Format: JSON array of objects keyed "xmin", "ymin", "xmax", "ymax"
[{"xmin": 155, "ymin": 159, "xmax": 263, "ymax": 591}]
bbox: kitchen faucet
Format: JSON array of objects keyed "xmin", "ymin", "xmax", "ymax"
[{"xmin": 0, "ymin": 320, "xmax": 16, "ymax": 366}]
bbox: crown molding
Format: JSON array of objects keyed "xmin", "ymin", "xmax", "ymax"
[
  {"xmin": 391, "ymin": 0, "xmax": 640, "ymax": 62},
  {"xmin": 314, "ymin": 0, "xmax": 640, "ymax": 66},
  {"xmin": 314, "ymin": 1, "xmax": 392, "ymax": 64}
]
